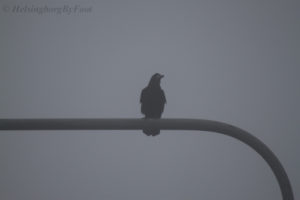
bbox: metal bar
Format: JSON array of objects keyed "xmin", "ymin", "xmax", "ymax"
[{"xmin": 0, "ymin": 118, "xmax": 294, "ymax": 200}]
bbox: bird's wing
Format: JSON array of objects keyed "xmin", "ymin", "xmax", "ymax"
[
  {"xmin": 140, "ymin": 88, "xmax": 148, "ymax": 115},
  {"xmin": 161, "ymin": 89, "xmax": 167, "ymax": 104},
  {"xmin": 140, "ymin": 88, "xmax": 147, "ymax": 103}
]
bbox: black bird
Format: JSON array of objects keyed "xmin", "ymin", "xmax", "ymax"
[{"xmin": 140, "ymin": 73, "xmax": 166, "ymax": 136}]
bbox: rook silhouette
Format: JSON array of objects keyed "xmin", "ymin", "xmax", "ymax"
[{"xmin": 140, "ymin": 73, "xmax": 166, "ymax": 136}]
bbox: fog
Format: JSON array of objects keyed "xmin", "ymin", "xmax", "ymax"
[{"xmin": 0, "ymin": 1, "xmax": 299, "ymax": 199}]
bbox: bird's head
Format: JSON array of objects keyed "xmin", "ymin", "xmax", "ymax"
[{"xmin": 149, "ymin": 73, "xmax": 164, "ymax": 87}]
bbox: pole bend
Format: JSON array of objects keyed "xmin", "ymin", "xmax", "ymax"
[{"xmin": 0, "ymin": 118, "xmax": 294, "ymax": 200}]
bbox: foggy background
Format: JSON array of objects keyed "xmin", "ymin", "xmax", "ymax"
[{"xmin": 0, "ymin": 0, "xmax": 299, "ymax": 199}]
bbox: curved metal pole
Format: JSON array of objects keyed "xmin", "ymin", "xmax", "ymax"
[{"xmin": 0, "ymin": 118, "xmax": 294, "ymax": 200}]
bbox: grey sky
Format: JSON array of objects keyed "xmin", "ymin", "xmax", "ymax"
[{"xmin": 0, "ymin": 1, "xmax": 299, "ymax": 199}]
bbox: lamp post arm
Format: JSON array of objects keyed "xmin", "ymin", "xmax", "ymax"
[{"xmin": 0, "ymin": 118, "xmax": 294, "ymax": 200}]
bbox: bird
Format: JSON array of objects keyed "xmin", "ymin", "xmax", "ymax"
[{"xmin": 140, "ymin": 73, "xmax": 166, "ymax": 136}]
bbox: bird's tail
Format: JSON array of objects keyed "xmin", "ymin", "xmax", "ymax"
[{"xmin": 143, "ymin": 128, "xmax": 160, "ymax": 136}]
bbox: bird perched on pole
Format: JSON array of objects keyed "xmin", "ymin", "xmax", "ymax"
[{"xmin": 140, "ymin": 73, "xmax": 166, "ymax": 136}]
